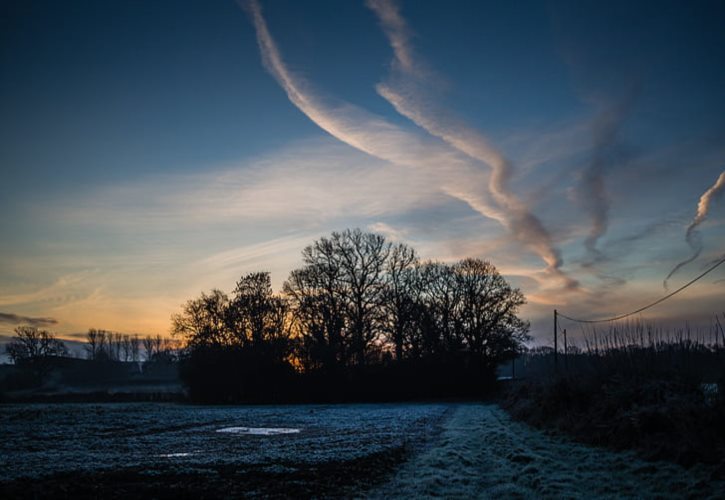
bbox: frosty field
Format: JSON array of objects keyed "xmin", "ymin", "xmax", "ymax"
[
  {"xmin": 0, "ymin": 402, "xmax": 444, "ymax": 476},
  {"xmin": 1, "ymin": 402, "xmax": 723, "ymax": 498}
]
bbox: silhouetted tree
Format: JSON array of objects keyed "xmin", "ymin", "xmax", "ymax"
[
  {"xmin": 228, "ymin": 272, "xmax": 290, "ymax": 348},
  {"xmin": 85, "ymin": 329, "xmax": 106, "ymax": 360},
  {"xmin": 129, "ymin": 334, "xmax": 140, "ymax": 362},
  {"xmin": 170, "ymin": 290, "xmax": 231, "ymax": 348},
  {"xmin": 173, "ymin": 274, "xmax": 295, "ymax": 402},
  {"xmin": 417, "ymin": 262, "xmax": 463, "ymax": 355},
  {"xmin": 5, "ymin": 326, "xmax": 68, "ymax": 381},
  {"xmin": 284, "ymin": 242, "xmax": 348, "ymax": 371},
  {"xmin": 173, "ymin": 229, "xmax": 530, "ymax": 402},
  {"xmin": 86, "ymin": 329, "xmax": 147, "ymax": 362},
  {"xmin": 454, "ymin": 258, "xmax": 529, "ymax": 369},
  {"xmin": 6, "ymin": 326, "xmax": 68, "ymax": 362},
  {"xmin": 149, "ymin": 337, "xmax": 180, "ymax": 362},
  {"xmin": 381, "ymin": 243, "xmax": 419, "ymax": 362},
  {"xmin": 333, "ymin": 229, "xmax": 391, "ymax": 366},
  {"xmin": 108, "ymin": 332, "xmax": 123, "ymax": 361}
]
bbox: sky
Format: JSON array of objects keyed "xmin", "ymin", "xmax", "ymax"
[{"xmin": 1, "ymin": 0, "xmax": 724, "ymax": 346}]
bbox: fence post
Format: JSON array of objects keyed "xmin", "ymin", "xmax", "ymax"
[
  {"xmin": 554, "ymin": 309, "xmax": 558, "ymax": 373},
  {"xmin": 563, "ymin": 328, "xmax": 568, "ymax": 373}
]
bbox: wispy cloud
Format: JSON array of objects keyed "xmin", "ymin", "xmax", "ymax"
[
  {"xmin": 0, "ymin": 312, "xmax": 58, "ymax": 327},
  {"xmin": 665, "ymin": 170, "xmax": 725, "ymax": 288},
  {"xmin": 245, "ymin": 0, "xmax": 509, "ymax": 225},
  {"xmin": 53, "ymin": 139, "xmax": 445, "ymax": 228},
  {"xmin": 246, "ymin": 0, "xmax": 583, "ymax": 294},
  {"xmin": 0, "ymin": 272, "xmax": 94, "ymax": 307},
  {"xmin": 22, "ymin": 135, "xmax": 490, "ymax": 336},
  {"xmin": 576, "ymin": 91, "xmax": 637, "ymax": 262},
  {"xmin": 367, "ymin": 222, "xmax": 409, "ymax": 242},
  {"xmin": 366, "ymin": 0, "xmax": 578, "ymax": 291},
  {"xmin": 365, "ymin": 0, "xmax": 418, "ymax": 75},
  {"xmin": 200, "ymin": 233, "xmax": 314, "ymax": 271}
]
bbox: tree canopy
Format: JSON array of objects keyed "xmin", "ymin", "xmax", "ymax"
[
  {"xmin": 172, "ymin": 229, "xmax": 530, "ymax": 402},
  {"xmin": 5, "ymin": 326, "xmax": 68, "ymax": 364}
]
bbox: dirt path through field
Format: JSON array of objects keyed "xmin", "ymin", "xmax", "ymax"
[{"xmin": 371, "ymin": 403, "xmax": 722, "ymax": 498}]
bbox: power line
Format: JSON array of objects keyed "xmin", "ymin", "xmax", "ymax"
[{"xmin": 558, "ymin": 254, "xmax": 725, "ymax": 324}]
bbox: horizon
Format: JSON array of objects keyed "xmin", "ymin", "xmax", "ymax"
[{"xmin": 1, "ymin": 0, "xmax": 724, "ymax": 345}]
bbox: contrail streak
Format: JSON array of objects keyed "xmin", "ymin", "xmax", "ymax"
[
  {"xmin": 245, "ymin": 0, "xmax": 505, "ymax": 224},
  {"xmin": 579, "ymin": 93, "xmax": 636, "ymax": 262},
  {"xmin": 366, "ymin": 0, "xmax": 578, "ymax": 289},
  {"xmin": 581, "ymin": 111, "xmax": 615, "ymax": 258},
  {"xmin": 664, "ymin": 171, "xmax": 725, "ymax": 289}
]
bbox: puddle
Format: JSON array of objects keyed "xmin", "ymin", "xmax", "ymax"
[{"xmin": 216, "ymin": 427, "xmax": 301, "ymax": 435}]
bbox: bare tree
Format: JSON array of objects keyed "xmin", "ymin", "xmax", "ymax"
[
  {"xmin": 5, "ymin": 326, "xmax": 68, "ymax": 363},
  {"xmin": 86, "ymin": 329, "xmax": 144, "ymax": 362},
  {"xmin": 142, "ymin": 335, "xmax": 155, "ymax": 361},
  {"xmin": 229, "ymin": 272, "xmax": 287, "ymax": 346},
  {"xmin": 334, "ymin": 229, "xmax": 391, "ymax": 366},
  {"xmin": 85, "ymin": 329, "xmax": 105, "ymax": 360},
  {"xmin": 169, "ymin": 228, "xmax": 533, "ymax": 401},
  {"xmin": 454, "ymin": 258, "xmax": 529, "ymax": 363},
  {"xmin": 109, "ymin": 332, "xmax": 123, "ymax": 361},
  {"xmin": 170, "ymin": 289, "xmax": 231, "ymax": 348},
  {"xmin": 120, "ymin": 335, "xmax": 131, "ymax": 362},
  {"xmin": 5, "ymin": 326, "xmax": 68, "ymax": 381},
  {"xmin": 151, "ymin": 336, "xmax": 180, "ymax": 362},
  {"xmin": 130, "ymin": 334, "xmax": 140, "ymax": 362},
  {"xmin": 382, "ymin": 242, "xmax": 419, "ymax": 362},
  {"xmin": 284, "ymin": 240, "xmax": 349, "ymax": 371},
  {"xmin": 418, "ymin": 262, "xmax": 463, "ymax": 354}
]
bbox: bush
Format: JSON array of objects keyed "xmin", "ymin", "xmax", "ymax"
[
  {"xmin": 501, "ymin": 344, "xmax": 725, "ymax": 469},
  {"xmin": 179, "ymin": 345, "xmax": 296, "ymax": 403}
]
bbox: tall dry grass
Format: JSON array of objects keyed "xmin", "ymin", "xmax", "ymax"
[
  {"xmin": 502, "ymin": 316, "xmax": 725, "ymax": 469},
  {"xmin": 516, "ymin": 316, "xmax": 725, "ymax": 383}
]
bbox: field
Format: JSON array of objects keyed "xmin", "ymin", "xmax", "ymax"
[
  {"xmin": 2, "ymin": 402, "xmax": 724, "ymax": 498},
  {"xmin": 0, "ymin": 402, "xmax": 446, "ymax": 497}
]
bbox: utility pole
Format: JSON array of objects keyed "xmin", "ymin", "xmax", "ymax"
[
  {"xmin": 563, "ymin": 328, "xmax": 568, "ymax": 373},
  {"xmin": 554, "ymin": 309, "xmax": 558, "ymax": 373}
]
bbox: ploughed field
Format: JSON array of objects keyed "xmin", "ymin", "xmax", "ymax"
[{"xmin": 1, "ymin": 402, "xmax": 723, "ymax": 498}]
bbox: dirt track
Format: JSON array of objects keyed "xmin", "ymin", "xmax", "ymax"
[{"xmin": 372, "ymin": 403, "xmax": 723, "ymax": 499}]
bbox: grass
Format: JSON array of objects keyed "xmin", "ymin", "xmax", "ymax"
[
  {"xmin": 0, "ymin": 447, "xmax": 409, "ymax": 499},
  {"xmin": 501, "ymin": 319, "xmax": 725, "ymax": 473}
]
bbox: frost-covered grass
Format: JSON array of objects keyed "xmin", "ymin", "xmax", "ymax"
[
  {"xmin": 3, "ymin": 402, "xmax": 720, "ymax": 497},
  {"xmin": 372, "ymin": 403, "xmax": 725, "ymax": 499},
  {"xmin": 0, "ymin": 402, "xmax": 446, "ymax": 482}
]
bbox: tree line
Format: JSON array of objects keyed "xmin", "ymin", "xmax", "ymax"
[
  {"xmin": 3, "ymin": 327, "xmax": 181, "ymax": 390},
  {"xmin": 4, "ymin": 327, "xmax": 179, "ymax": 367},
  {"xmin": 173, "ymin": 229, "xmax": 530, "ymax": 402},
  {"xmin": 84, "ymin": 329, "xmax": 179, "ymax": 363},
  {"xmin": 3, "ymin": 229, "xmax": 530, "ymax": 400}
]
